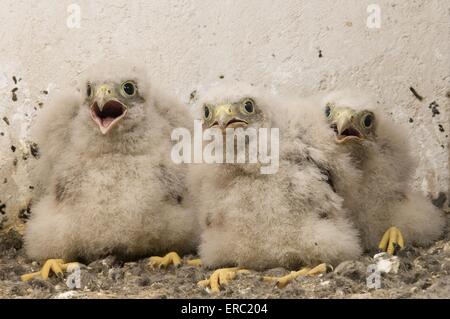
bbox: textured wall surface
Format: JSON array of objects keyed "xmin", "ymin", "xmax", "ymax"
[{"xmin": 0, "ymin": 0, "xmax": 448, "ymax": 228}]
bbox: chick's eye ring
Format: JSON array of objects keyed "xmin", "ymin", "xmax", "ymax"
[
  {"xmin": 204, "ymin": 105, "xmax": 212, "ymax": 120},
  {"xmin": 361, "ymin": 113, "xmax": 374, "ymax": 128},
  {"xmin": 242, "ymin": 99, "xmax": 255, "ymax": 114},
  {"xmin": 121, "ymin": 81, "xmax": 136, "ymax": 97}
]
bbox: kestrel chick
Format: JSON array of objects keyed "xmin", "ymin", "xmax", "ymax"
[{"xmin": 22, "ymin": 61, "xmax": 198, "ymax": 281}]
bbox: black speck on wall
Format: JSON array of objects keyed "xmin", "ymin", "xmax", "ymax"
[
  {"xmin": 429, "ymin": 101, "xmax": 440, "ymax": 117},
  {"xmin": 409, "ymin": 87, "xmax": 423, "ymax": 101},
  {"xmin": 189, "ymin": 90, "xmax": 197, "ymax": 103},
  {"xmin": 18, "ymin": 205, "xmax": 32, "ymax": 221},
  {"xmin": 30, "ymin": 142, "xmax": 40, "ymax": 158},
  {"xmin": 11, "ymin": 88, "xmax": 18, "ymax": 102}
]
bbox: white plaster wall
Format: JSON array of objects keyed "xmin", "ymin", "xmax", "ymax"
[{"xmin": 0, "ymin": 0, "xmax": 449, "ymax": 228}]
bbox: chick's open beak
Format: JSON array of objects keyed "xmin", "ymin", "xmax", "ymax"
[
  {"xmin": 211, "ymin": 104, "xmax": 248, "ymax": 130},
  {"xmin": 90, "ymin": 85, "xmax": 127, "ymax": 135},
  {"xmin": 332, "ymin": 110, "xmax": 363, "ymax": 143}
]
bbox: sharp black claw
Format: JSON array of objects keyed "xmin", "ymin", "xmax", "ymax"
[
  {"xmin": 325, "ymin": 264, "xmax": 334, "ymax": 273},
  {"xmin": 392, "ymin": 243, "xmax": 401, "ymax": 255}
]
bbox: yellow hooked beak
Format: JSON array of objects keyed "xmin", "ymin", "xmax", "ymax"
[
  {"xmin": 212, "ymin": 104, "xmax": 248, "ymax": 130},
  {"xmin": 90, "ymin": 84, "xmax": 127, "ymax": 135},
  {"xmin": 332, "ymin": 108, "xmax": 363, "ymax": 143},
  {"xmin": 94, "ymin": 85, "xmax": 115, "ymax": 111}
]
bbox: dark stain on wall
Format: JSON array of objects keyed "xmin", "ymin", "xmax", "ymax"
[
  {"xmin": 18, "ymin": 203, "xmax": 32, "ymax": 222},
  {"xmin": 429, "ymin": 101, "xmax": 440, "ymax": 117},
  {"xmin": 409, "ymin": 87, "xmax": 423, "ymax": 101},
  {"xmin": 11, "ymin": 87, "xmax": 18, "ymax": 102},
  {"xmin": 30, "ymin": 142, "xmax": 40, "ymax": 158},
  {"xmin": 189, "ymin": 90, "xmax": 197, "ymax": 103}
]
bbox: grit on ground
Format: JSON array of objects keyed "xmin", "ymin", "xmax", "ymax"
[{"xmin": 0, "ymin": 214, "xmax": 449, "ymax": 299}]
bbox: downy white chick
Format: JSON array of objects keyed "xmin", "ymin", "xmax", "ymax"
[
  {"xmin": 321, "ymin": 90, "xmax": 445, "ymax": 254},
  {"xmin": 22, "ymin": 61, "xmax": 198, "ymax": 281},
  {"xmin": 188, "ymin": 83, "xmax": 362, "ymax": 292}
]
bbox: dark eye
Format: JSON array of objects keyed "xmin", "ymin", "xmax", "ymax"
[
  {"xmin": 204, "ymin": 105, "xmax": 211, "ymax": 119},
  {"xmin": 362, "ymin": 113, "xmax": 374, "ymax": 128},
  {"xmin": 243, "ymin": 99, "xmax": 255, "ymax": 114},
  {"xmin": 121, "ymin": 81, "xmax": 136, "ymax": 96},
  {"xmin": 86, "ymin": 83, "xmax": 92, "ymax": 97},
  {"xmin": 325, "ymin": 105, "xmax": 331, "ymax": 118}
]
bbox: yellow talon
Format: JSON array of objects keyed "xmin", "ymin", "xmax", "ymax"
[
  {"xmin": 21, "ymin": 259, "xmax": 80, "ymax": 282},
  {"xmin": 149, "ymin": 252, "xmax": 182, "ymax": 268},
  {"xmin": 20, "ymin": 271, "xmax": 42, "ymax": 282},
  {"xmin": 198, "ymin": 267, "xmax": 250, "ymax": 293},
  {"xmin": 186, "ymin": 258, "xmax": 202, "ymax": 267},
  {"xmin": 378, "ymin": 226, "xmax": 405, "ymax": 255},
  {"xmin": 263, "ymin": 263, "xmax": 330, "ymax": 288}
]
